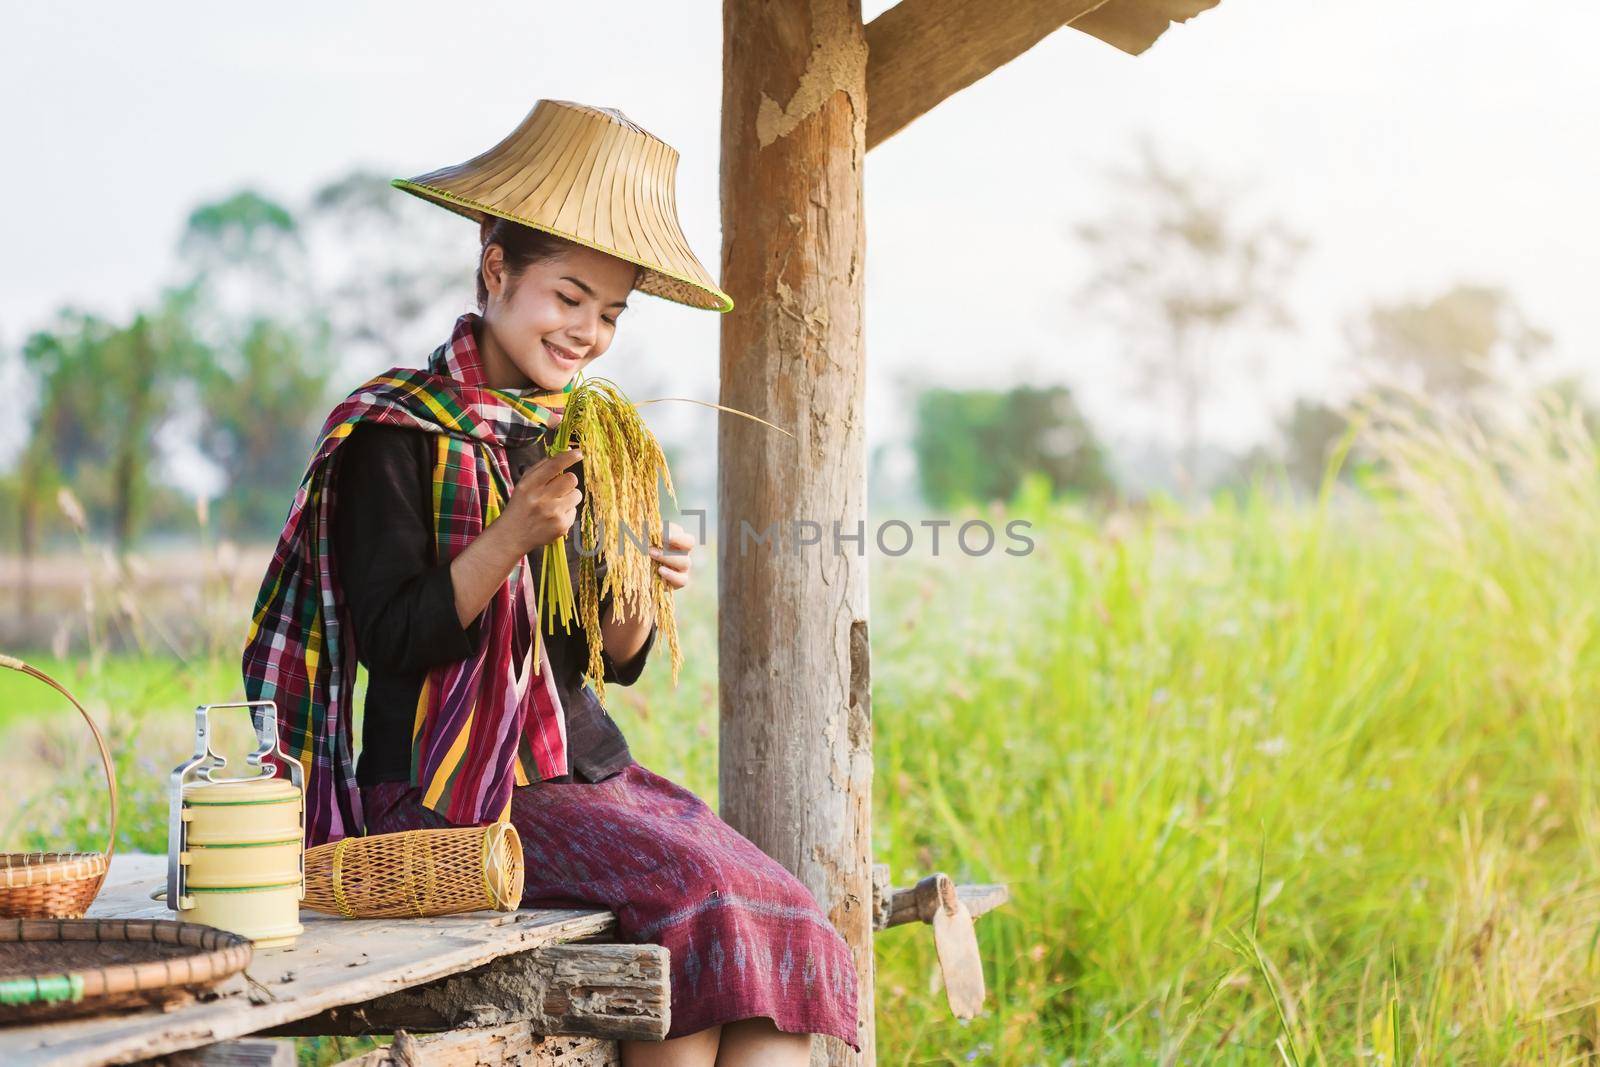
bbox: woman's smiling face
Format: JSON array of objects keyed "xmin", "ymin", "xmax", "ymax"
[{"xmin": 479, "ymin": 237, "xmax": 638, "ymax": 392}]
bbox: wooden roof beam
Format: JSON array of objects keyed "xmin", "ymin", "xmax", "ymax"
[{"xmin": 864, "ymin": 0, "xmax": 1221, "ymax": 149}]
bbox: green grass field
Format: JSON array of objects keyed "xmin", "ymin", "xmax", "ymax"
[{"xmin": 4, "ymin": 394, "xmax": 1598, "ymax": 1064}]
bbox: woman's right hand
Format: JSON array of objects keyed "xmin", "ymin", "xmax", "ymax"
[{"xmin": 502, "ymin": 447, "xmax": 584, "ymax": 553}]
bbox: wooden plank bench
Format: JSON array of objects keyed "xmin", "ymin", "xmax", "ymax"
[
  {"xmin": 0, "ymin": 855, "xmax": 666, "ymax": 1066},
  {"xmin": 0, "ymin": 856, "xmax": 1006, "ymax": 1066}
]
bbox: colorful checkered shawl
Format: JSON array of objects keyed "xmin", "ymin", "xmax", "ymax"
[{"xmin": 243, "ymin": 312, "xmax": 574, "ymax": 847}]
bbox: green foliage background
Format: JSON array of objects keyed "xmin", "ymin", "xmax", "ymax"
[
  {"xmin": 7, "ymin": 392, "xmax": 1600, "ymax": 1064},
  {"xmin": 913, "ymin": 385, "xmax": 1113, "ymax": 508}
]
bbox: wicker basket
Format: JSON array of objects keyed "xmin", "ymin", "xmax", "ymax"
[
  {"xmin": 302, "ymin": 823, "xmax": 524, "ymax": 918},
  {"xmin": 0, "ymin": 655, "xmax": 117, "ymax": 920},
  {"xmin": 0, "ymin": 917, "xmax": 251, "ymax": 1024}
]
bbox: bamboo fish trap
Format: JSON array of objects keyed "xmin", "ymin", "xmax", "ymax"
[{"xmin": 301, "ymin": 824, "xmax": 524, "ymax": 919}]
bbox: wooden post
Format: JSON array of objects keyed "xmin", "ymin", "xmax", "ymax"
[{"xmin": 719, "ymin": 1, "xmax": 873, "ymax": 1063}]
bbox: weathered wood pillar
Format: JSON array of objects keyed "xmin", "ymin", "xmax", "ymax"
[{"xmin": 719, "ymin": 1, "xmax": 873, "ymax": 1063}]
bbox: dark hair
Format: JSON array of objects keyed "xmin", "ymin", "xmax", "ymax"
[
  {"xmin": 475, "ymin": 217, "xmax": 573, "ymax": 311},
  {"xmin": 475, "ymin": 216, "xmax": 646, "ymax": 312}
]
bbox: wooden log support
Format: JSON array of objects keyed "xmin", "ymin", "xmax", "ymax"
[
  {"xmin": 157, "ymin": 1039, "xmax": 296, "ymax": 1066},
  {"xmin": 332, "ymin": 1024, "xmax": 616, "ymax": 1067},
  {"xmin": 720, "ymin": 1, "xmax": 1219, "ymax": 1059},
  {"xmin": 720, "ymin": 1, "xmax": 874, "ymax": 1063},
  {"xmin": 864, "ymin": 0, "xmax": 1222, "ymax": 148},
  {"xmin": 871, "ymin": 865, "xmax": 1010, "ymax": 930},
  {"xmin": 1067, "ymin": 0, "xmax": 1221, "ymax": 56},
  {"xmin": 265, "ymin": 944, "xmax": 668, "ymax": 1042}
]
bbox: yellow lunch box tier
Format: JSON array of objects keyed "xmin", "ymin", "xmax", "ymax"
[
  {"xmin": 183, "ymin": 811, "xmax": 302, "ymax": 845},
  {"xmin": 182, "ymin": 881, "xmax": 305, "ymax": 948},
  {"xmin": 181, "ymin": 839, "xmax": 302, "ymax": 888},
  {"xmin": 183, "ymin": 778, "xmax": 301, "ymax": 803},
  {"xmin": 182, "ymin": 779, "xmax": 303, "ymax": 845}
]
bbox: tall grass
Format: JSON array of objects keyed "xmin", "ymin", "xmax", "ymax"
[
  {"xmin": 4, "ymin": 386, "xmax": 1599, "ymax": 1063},
  {"xmin": 871, "ymin": 386, "xmax": 1600, "ymax": 1063}
]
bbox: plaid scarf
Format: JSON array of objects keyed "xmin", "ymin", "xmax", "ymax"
[{"xmin": 243, "ymin": 311, "xmax": 575, "ymax": 847}]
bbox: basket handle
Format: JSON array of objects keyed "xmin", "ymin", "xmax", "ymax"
[{"xmin": 0, "ymin": 654, "xmax": 118, "ymax": 866}]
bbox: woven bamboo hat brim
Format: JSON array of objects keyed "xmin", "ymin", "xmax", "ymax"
[{"xmin": 392, "ymin": 99, "xmax": 732, "ymax": 313}]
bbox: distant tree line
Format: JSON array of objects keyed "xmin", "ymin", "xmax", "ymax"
[
  {"xmin": 4, "ymin": 149, "xmax": 1593, "ymax": 566},
  {"xmin": 0, "ymin": 172, "xmax": 474, "ymax": 568},
  {"xmin": 911, "ymin": 384, "xmax": 1112, "ymax": 508}
]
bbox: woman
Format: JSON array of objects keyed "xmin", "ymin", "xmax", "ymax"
[{"xmin": 241, "ymin": 101, "xmax": 860, "ymax": 1065}]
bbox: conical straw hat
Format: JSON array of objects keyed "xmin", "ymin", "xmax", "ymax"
[{"xmin": 392, "ymin": 99, "xmax": 732, "ymax": 313}]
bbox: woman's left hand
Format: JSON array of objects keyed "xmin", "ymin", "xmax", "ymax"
[{"xmin": 649, "ymin": 521, "xmax": 694, "ymax": 593}]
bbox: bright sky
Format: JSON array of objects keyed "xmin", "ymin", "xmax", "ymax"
[{"xmin": 3, "ymin": 0, "xmax": 1597, "ymax": 484}]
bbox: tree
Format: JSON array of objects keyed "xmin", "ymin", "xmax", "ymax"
[
  {"xmin": 912, "ymin": 383, "xmax": 1112, "ymax": 507},
  {"xmin": 103, "ymin": 288, "xmax": 212, "ymax": 552},
  {"xmin": 1349, "ymin": 283, "xmax": 1550, "ymax": 409},
  {"xmin": 14, "ymin": 286, "xmax": 207, "ymax": 565},
  {"xmin": 1075, "ymin": 142, "xmax": 1305, "ymax": 494},
  {"xmin": 177, "ymin": 189, "xmax": 336, "ymax": 536},
  {"xmin": 1280, "ymin": 397, "xmax": 1352, "ymax": 495},
  {"xmin": 178, "ymin": 189, "xmax": 310, "ymax": 331},
  {"xmin": 13, "ymin": 312, "xmax": 104, "ymax": 622},
  {"xmin": 195, "ymin": 314, "xmax": 332, "ymax": 537},
  {"xmin": 305, "ymin": 169, "xmax": 473, "ymax": 375}
]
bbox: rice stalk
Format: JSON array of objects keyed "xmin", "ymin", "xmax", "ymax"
[
  {"xmin": 532, "ymin": 378, "xmax": 795, "ymax": 696},
  {"xmin": 538, "ymin": 375, "xmax": 682, "ymax": 695}
]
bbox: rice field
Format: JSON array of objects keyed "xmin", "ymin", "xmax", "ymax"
[{"xmin": 3, "ymin": 390, "xmax": 1598, "ymax": 1064}]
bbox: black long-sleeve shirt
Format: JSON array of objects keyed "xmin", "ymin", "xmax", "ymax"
[{"xmin": 330, "ymin": 422, "xmax": 655, "ymax": 787}]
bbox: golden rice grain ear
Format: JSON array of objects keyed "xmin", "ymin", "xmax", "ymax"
[{"xmin": 542, "ymin": 375, "xmax": 682, "ymax": 690}]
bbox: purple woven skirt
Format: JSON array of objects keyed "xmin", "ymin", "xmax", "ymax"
[{"xmin": 360, "ymin": 760, "xmax": 861, "ymax": 1050}]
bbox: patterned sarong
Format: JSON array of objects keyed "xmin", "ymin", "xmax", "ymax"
[{"xmin": 362, "ymin": 763, "xmax": 862, "ymax": 1049}]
